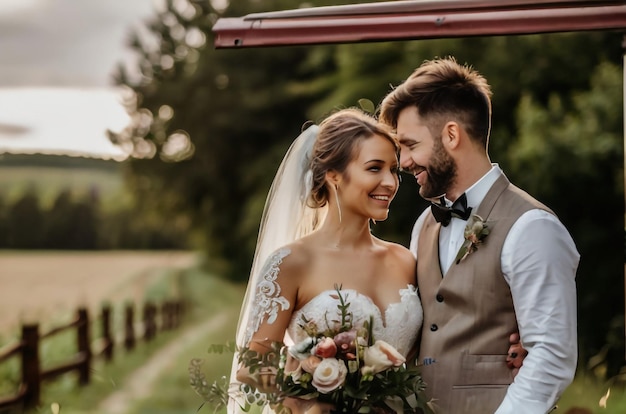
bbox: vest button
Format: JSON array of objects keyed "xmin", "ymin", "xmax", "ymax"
[
  {"xmin": 430, "ymin": 324, "xmax": 438, "ymax": 332},
  {"xmin": 436, "ymin": 294, "xmax": 444, "ymax": 302}
]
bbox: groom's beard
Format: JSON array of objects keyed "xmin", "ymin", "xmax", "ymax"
[{"xmin": 419, "ymin": 137, "xmax": 457, "ymax": 199}]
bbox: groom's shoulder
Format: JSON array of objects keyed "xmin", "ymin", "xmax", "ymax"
[{"xmin": 503, "ymin": 183, "xmax": 554, "ymax": 216}]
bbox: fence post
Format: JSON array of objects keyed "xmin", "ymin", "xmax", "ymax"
[
  {"xmin": 21, "ymin": 323, "xmax": 40, "ymax": 410},
  {"xmin": 124, "ymin": 304, "xmax": 135, "ymax": 351},
  {"xmin": 143, "ymin": 302, "xmax": 156, "ymax": 341},
  {"xmin": 76, "ymin": 308, "xmax": 91, "ymax": 385},
  {"xmin": 101, "ymin": 304, "xmax": 113, "ymax": 362}
]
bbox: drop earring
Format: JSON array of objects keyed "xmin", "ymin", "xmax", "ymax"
[{"xmin": 332, "ymin": 184, "xmax": 342, "ymax": 223}]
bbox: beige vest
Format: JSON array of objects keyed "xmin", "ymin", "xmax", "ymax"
[{"xmin": 416, "ymin": 175, "xmax": 552, "ymax": 414}]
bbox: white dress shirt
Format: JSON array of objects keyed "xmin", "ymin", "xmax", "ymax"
[{"xmin": 410, "ymin": 164, "xmax": 579, "ymax": 414}]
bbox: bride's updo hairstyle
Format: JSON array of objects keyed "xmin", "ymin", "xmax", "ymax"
[{"xmin": 307, "ymin": 108, "xmax": 398, "ymax": 208}]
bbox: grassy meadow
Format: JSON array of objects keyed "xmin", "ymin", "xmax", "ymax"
[
  {"xmin": 0, "ymin": 154, "xmax": 129, "ymax": 209},
  {"xmin": 0, "ymin": 250, "xmax": 244, "ymax": 414},
  {"xmin": 0, "ymin": 251, "xmax": 196, "ymax": 339}
]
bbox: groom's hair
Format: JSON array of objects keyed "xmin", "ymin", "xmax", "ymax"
[
  {"xmin": 379, "ymin": 56, "xmax": 493, "ymax": 148},
  {"xmin": 308, "ymin": 108, "xmax": 397, "ymax": 209}
]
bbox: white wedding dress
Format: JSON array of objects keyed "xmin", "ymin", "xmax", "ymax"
[
  {"xmin": 238, "ymin": 248, "xmax": 424, "ymax": 414},
  {"xmin": 243, "ymin": 247, "xmax": 424, "ymax": 356},
  {"xmin": 288, "ymin": 286, "xmax": 423, "ymax": 358}
]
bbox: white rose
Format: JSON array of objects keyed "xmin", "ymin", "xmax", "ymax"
[
  {"xmin": 311, "ymin": 358, "xmax": 347, "ymax": 393},
  {"xmin": 288, "ymin": 337, "xmax": 317, "ymax": 360},
  {"xmin": 362, "ymin": 340, "xmax": 406, "ymax": 374}
]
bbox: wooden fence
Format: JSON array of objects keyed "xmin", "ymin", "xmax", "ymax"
[{"xmin": 0, "ymin": 299, "xmax": 184, "ymax": 412}]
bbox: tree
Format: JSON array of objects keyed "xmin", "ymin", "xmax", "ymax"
[
  {"xmin": 68, "ymin": 191, "xmax": 99, "ymax": 249},
  {"xmin": 7, "ymin": 190, "xmax": 44, "ymax": 249},
  {"xmin": 508, "ymin": 61, "xmax": 624, "ymax": 375},
  {"xmin": 0, "ymin": 193, "xmax": 8, "ymax": 249},
  {"xmin": 43, "ymin": 189, "xmax": 100, "ymax": 249},
  {"xmin": 45, "ymin": 189, "xmax": 74, "ymax": 249}
]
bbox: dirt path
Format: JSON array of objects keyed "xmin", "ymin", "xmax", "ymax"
[{"xmin": 97, "ymin": 312, "xmax": 229, "ymax": 414}]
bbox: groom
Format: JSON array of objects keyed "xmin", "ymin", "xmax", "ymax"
[{"xmin": 379, "ymin": 57, "xmax": 579, "ymax": 414}]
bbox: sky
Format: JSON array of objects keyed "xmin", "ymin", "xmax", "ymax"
[{"xmin": 0, "ymin": 0, "xmax": 157, "ymax": 159}]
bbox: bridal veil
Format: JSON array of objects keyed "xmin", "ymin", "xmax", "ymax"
[{"xmin": 229, "ymin": 123, "xmax": 325, "ymax": 413}]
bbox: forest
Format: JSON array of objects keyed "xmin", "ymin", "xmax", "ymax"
[
  {"xmin": 0, "ymin": 154, "xmax": 188, "ymax": 250},
  {"xmin": 101, "ymin": 0, "xmax": 625, "ymax": 380}
]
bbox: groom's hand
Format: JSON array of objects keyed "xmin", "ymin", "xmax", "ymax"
[{"xmin": 506, "ymin": 333, "xmax": 527, "ymax": 377}]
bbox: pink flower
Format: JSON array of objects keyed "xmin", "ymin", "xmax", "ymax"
[
  {"xmin": 455, "ymin": 214, "xmax": 491, "ymax": 264},
  {"xmin": 333, "ymin": 330, "xmax": 357, "ymax": 356},
  {"xmin": 467, "ymin": 233, "xmax": 479, "ymax": 244},
  {"xmin": 301, "ymin": 355, "xmax": 322, "ymax": 374},
  {"xmin": 314, "ymin": 337, "xmax": 338, "ymax": 358}
]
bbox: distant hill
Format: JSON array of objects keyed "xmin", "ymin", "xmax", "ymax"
[
  {"xmin": 0, "ymin": 153, "xmax": 127, "ymax": 208},
  {"xmin": 0, "ymin": 153, "xmax": 121, "ymax": 171}
]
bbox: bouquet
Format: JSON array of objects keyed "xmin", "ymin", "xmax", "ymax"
[{"xmin": 191, "ymin": 285, "xmax": 432, "ymax": 413}]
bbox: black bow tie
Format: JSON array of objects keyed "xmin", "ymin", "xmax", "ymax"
[{"xmin": 430, "ymin": 193, "xmax": 473, "ymax": 226}]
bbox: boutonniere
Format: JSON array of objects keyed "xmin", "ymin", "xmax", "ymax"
[{"xmin": 455, "ymin": 214, "xmax": 491, "ymax": 264}]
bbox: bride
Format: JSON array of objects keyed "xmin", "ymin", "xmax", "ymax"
[
  {"xmin": 228, "ymin": 107, "xmax": 525, "ymax": 414},
  {"xmin": 232, "ymin": 108, "xmax": 422, "ymax": 413}
]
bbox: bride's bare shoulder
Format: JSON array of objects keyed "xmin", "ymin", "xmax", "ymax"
[
  {"xmin": 273, "ymin": 239, "xmax": 314, "ymax": 273},
  {"xmin": 376, "ymin": 237, "xmax": 412, "ymax": 255},
  {"xmin": 378, "ymin": 239, "xmax": 416, "ymax": 269}
]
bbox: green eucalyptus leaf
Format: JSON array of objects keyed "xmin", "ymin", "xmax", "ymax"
[{"xmin": 358, "ymin": 98, "xmax": 376, "ymax": 115}]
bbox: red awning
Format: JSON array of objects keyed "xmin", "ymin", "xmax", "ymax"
[{"xmin": 212, "ymin": 0, "xmax": 626, "ymax": 48}]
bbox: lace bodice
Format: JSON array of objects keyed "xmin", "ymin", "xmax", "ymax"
[
  {"xmin": 242, "ymin": 247, "xmax": 423, "ymax": 357},
  {"xmin": 288, "ymin": 287, "xmax": 423, "ymax": 357}
]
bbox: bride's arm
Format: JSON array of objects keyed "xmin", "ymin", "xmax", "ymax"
[
  {"xmin": 235, "ymin": 249, "xmax": 336, "ymax": 414},
  {"xmin": 236, "ymin": 248, "xmax": 301, "ymax": 389}
]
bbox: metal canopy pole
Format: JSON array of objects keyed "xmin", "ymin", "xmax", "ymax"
[
  {"xmin": 212, "ymin": 1, "xmax": 626, "ymax": 48},
  {"xmin": 623, "ymin": 34, "xmax": 626, "ymax": 358}
]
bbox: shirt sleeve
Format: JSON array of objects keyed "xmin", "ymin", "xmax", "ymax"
[
  {"xmin": 409, "ymin": 209, "xmax": 429, "ymax": 258},
  {"xmin": 495, "ymin": 210, "xmax": 579, "ymax": 414}
]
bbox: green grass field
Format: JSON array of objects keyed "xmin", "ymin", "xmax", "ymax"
[
  {"xmin": 29, "ymin": 264, "xmax": 246, "ymax": 414},
  {"xmin": 0, "ymin": 251, "xmax": 218, "ymax": 414},
  {"xmin": 0, "ymin": 167, "xmax": 124, "ymax": 204},
  {"xmin": 0, "ymin": 154, "xmax": 130, "ymax": 210}
]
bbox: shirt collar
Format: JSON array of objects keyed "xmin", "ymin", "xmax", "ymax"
[{"xmin": 444, "ymin": 163, "xmax": 502, "ymax": 209}]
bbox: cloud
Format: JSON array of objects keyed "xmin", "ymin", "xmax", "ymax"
[
  {"xmin": 0, "ymin": 0, "xmax": 155, "ymax": 158},
  {"xmin": 0, "ymin": 122, "xmax": 30, "ymax": 136},
  {"xmin": 0, "ymin": 88, "xmax": 131, "ymax": 159},
  {"xmin": 0, "ymin": 0, "xmax": 155, "ymax": 87}
]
